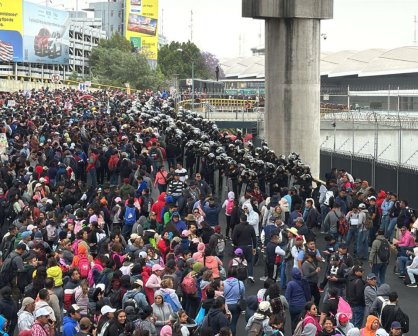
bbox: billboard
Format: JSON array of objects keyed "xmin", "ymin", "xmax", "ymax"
[
  {"xmin": 0, "ymin": 0, "xmax": 24, "ymax": 62},
  {"xmin": 125, "ymin": 0, "xmax": 159, "ymax": 61},
  {"xmin": 22, "ymin": 1, "xmax": 70, "ymax": 64}
]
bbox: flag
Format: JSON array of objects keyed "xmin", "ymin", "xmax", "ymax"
[{"xmin": 0, "ymin": 41, "xmax": 13, "ymax": 62}]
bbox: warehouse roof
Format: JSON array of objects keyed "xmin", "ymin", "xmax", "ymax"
[{"xmin": 220, "ymin": 46, "xmax": 418, "ymax": 79}]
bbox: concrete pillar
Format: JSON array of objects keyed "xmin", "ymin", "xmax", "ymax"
[{"xmin": 243, "ymin": 0, "xmax": 333, "ymax": 179}]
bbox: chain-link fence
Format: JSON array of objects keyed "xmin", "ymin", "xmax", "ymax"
[{"xmin": 320, "ymin": 150, "xmax": 418, "ymax": 208}]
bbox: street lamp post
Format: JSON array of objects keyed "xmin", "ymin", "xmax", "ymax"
[
  {"xmin": 177, "ymin": 48, "xmax": 195, "ymax": 110},
  {"xmin": 191, "ymin": 60, "xmax": 194, "ymax": 111}
]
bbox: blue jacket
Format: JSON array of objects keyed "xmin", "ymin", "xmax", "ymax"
[
  {"xmin": 223, "ymin": 278, "xmax": 245, "ymax": 305},
  {"xmin": 285, "ymin": 268, "xmax": 311, "ymax": 308},
  {"xmin": 0, "ymin": 315, "xmax": 9, "ymax": 336},
  {"xmin": 62, "ymin": 316, "xmax": 79, "ymax": 336},
  {"xmin": 203, "ymin": 204, "xmax": 221, "ymax": 227}
]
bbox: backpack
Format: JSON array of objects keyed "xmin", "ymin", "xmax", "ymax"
[
  {"xmin": 0, "ymin": 237, "xmax": 15, "ymax": 261},
  {"xmin": 226, "ymin": 199, "xmax": 234, "ymax": 216},
  {"xmin": 236, "ymin": 259, "xmax": 248, "ymax": 281},
  {"xmin": 394, "ymin": 306, "xmax": 409, "ymax": 333},
  {"xmin": 171, "ymin": 322, "xmax": 183, "ymax": 336},
  {"xmin": 337, "ymin": 296, "xmax": 353, "ymax": 320},
  {"xmin": 3, "ymin": 201, "xmax": 17, "ymax": 222},
  {"xmin": 270, "ymin": 297, "xmax": 285, "ymax": 316},
  {"xmin": 109, "ymin": 288, "xmax": 122, "ymax": 309},
  {"xmin": 78, "ymin": 256, "xmax": 91, "ymax": 279},
  {"xmin": 377, "ymin": 238, "xmax": 390, "ymax": 263},
  {"xmin": 97, "ymin": 320, "xmax": 110, "ymax": 336},
  {"xmin": 108, "ymin": 155, "xmax": 119, "ymax": 171},
  {"xmin": 46, "ymin": 224, "xmax": 57, "ymax": 242},
  {"xmin": 214, "ymin": 233, "xmax": 225, "ymax": 256},
  {"xmin": 123, "ymin": 291, "xmax": 139, "ymax": 310},
  {"xmin": 377, "ymin": 296, "xmax": 390, "ymax": 320},
  {"xmin": 181, "ymin": 273, "xmax": 197, "ymax": 295},
  {"xmin": 140, "ymin": 196, "xmax": 152, "ymax": 215},
  {"xmin": 124, "ymin": 207, "xmax": 136, "ymax": 226},
  {"xmin": 337, "ymin": 215, "xmax": 349, "ymax": 236},
  {"xmin": 0, "ymin": 254, "xmax": 17, "ymax": 286},
  {"xmin": 324, "ymin": 190, "xmax": 335, "ymax": 207},
  {"xmin": 364, "ymin": 212, "xmax": 373, "ymax": 230},
  {"xmin": 149, "ymin": 147, "xmax": 160, "ymax": 161},
  {"xmin": 162, "ymin": 292, "xmax": 181, "ymax": 312},
  {"xmin": 248, "ymin": 318, "xmax": 264, "ymax": 336},
  {"xmin": 293, "ymin": 319, "xmax": 304, "ymax": 336}
]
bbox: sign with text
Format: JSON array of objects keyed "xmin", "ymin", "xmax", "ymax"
[{"xmin": 125, "ymin": 0, "xmax": 158, "ymax": 61}]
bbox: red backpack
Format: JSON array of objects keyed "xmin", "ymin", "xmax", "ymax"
[
  {"xmin": 78, "ymin": 256, "xmax": 91, "ymax": 278},
  {"xmin": 108, "ymin": 155, "xmax": 119, "ymax": 171},
  {"xmin": 226, "ymin": 199, "xmax": 234, "ymax": 216},
  {"xmin": 181, "ymin": 272, "xmax": 197, "ymax": 295}
]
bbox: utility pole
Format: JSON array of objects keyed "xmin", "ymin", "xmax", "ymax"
[{"xmin": 190, "ymin": 10, "xmax": 193, "ymax": 42}]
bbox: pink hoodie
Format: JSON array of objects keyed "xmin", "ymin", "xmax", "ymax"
[{"xmin": 161, "ymin": 325, "xmax": 172, "ymax": 336}]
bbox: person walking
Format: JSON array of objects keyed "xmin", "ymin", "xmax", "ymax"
[
  {"xmin": 369, "ymin": 229, "xmax": 390, "ymax": 286},
  {"xmin": 285, "ymin": 268, "xmax": 311, "ymax": 331},
  {"xmin": 232, "ymin": 214, "xmax": 257, "ymax": 283}
]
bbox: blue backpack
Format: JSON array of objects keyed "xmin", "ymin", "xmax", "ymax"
[{"xmin": 124, "ymin": 207, "xmax": 136, "ymax": 226}]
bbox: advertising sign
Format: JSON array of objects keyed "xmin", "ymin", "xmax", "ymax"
[
  {"xmin": 125, "ymin": 0, "xmax": 159, "ymax": 61},
  {"xmin": 22, "ymin": 1, "xmax": 70, "ymax": 64},
  {"xmin": 0, "ymin": 0, "xmax": 24, "ymax": 62}
]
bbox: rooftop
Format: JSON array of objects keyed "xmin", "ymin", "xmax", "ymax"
[{"xmin": 220, "ymin": 46, "xmax": 418, "ymax": 79}]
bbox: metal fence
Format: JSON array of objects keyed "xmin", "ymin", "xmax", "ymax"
[
  {"xmin": 320, "ymin": 110, "xmax": 418, "ymax": 169},
  {"xmin": 320, "ymin": 150, "xmax": 418, "ymax": 208}
]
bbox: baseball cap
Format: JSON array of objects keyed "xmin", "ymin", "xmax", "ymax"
[
  {"xmin": 134, "ymin": 279, "xmax": 144, "ymax": 287},
  {"xmin": 295, "ymin": 235, "xmax": 304, "ymax": 241},
  {"xmin": 35, "ymin": 307, "xmax": 50, "ymax": 318},
  {"xmin": 139, "ymin": 251, "xmax": 148, "ymax": 259},
  {"xmin": 358, "ymin": 203, "xmax": 366, "ymax": 209},
  {"xmin": 21, "ymin": 231, "xmax": 32, "ymax": 239},
  {"xmin": 259, "ymin": 301, "xmax": 271, "ymax": 312},
  {"xmin": 101, "ymin": 305, "xmax": 116, "ymax": 315},
  {"xmin": 171, "ymin": 212, "xmax": 180, "ymax": 218},
  {"xmin": 234, "ymin": 248, "xmax": 243, "ymax": 256},
  {"xmin": 338, "ymin": 313, "xmax": 349, "ymax": 323},
  {"xmin": 181, "ymin": 230, "xmax": 190, "ymax": 237},
  {"xmin": 21, "ymin": 297, "xmax": 35, "ymax": 308},
  {"xmin": 152, "ymin": 264, "xmax": 164, "ymax": 272},
  {"xmin": 114, "ymin": 197, "xmax": 122, "ymax": 203},
  {"xmin": 68, "ymin": 304, "xmax": 81, "ymax": 314},
  {"xmin": 368, "ymin": 196, "xmax": 376, "ymax": 201},
  {"xmin": 367, "ymin": 273, "xmax": 377, "ymax": 280},
  {"xmin": 391, "ymin": 321, "xmax": 402, "ymax": 329}
]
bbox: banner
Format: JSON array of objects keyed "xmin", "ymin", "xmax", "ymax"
[
  {"xmin": 125, "ymin": 0, "xmax": 159, "ymax": 61},
  {"xmin": 0, "ymin": 0, "xmax": 23, "ymax": 62},
  {"xmin": 22, "ymin": 1, "xmax": 70, "ymax": 64}
]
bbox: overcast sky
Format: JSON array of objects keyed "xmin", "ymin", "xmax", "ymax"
[{"xmin": 32, "ymin": 0, "xmax": 418, "ymax": 58}]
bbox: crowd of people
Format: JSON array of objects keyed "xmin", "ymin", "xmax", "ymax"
[{"xmin": 0, "ymin": 87, "xmax": 411, "ymax": 336}]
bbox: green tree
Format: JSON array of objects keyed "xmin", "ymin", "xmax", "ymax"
[
  {"xmin": 158, "ymin": 41, "xmax": 211, "ymax": 80},
  {"xmin": 97, "ymin": 33, "xmax": 133, "ymax": 52},
  {"xmin": 89, "ymin": 33, "xmax": 165, "ymax": 90}
]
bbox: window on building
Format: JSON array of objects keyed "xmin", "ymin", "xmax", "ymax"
[
  {"xmin": 110, "ymin": 10, "xmax": 114, "ymax": 17},
  {"xmin": 110, "ymin": 25, "xmax": 114, "ymax": 32}
]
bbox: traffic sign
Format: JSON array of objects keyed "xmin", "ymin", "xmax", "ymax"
[{"xmin": 51, "ymin": 74, "xmax": 61, "ymax": 83}]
